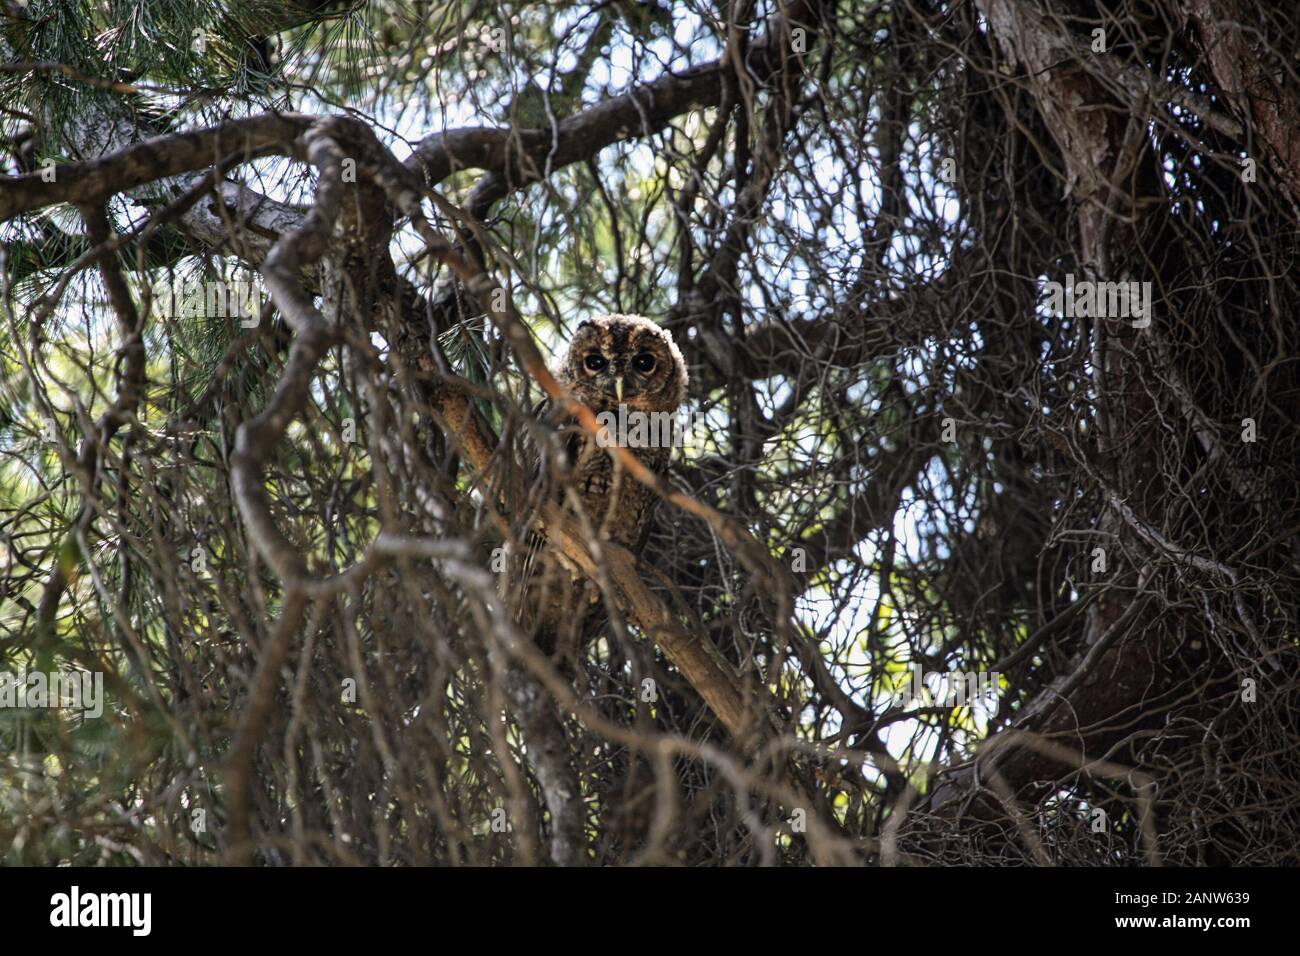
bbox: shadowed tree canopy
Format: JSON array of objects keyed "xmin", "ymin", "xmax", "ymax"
[{"xmin": 2, "ymin": 0, "xmax": 1299, "ymax": 866}]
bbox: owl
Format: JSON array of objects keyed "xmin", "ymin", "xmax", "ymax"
[
  {"xmin": 522, "ymin": 314, "xmax": 688, "ymax": 657},
  {"xmin": 551, "ymin": 314, "xmax": 688, "ymax": 545}
]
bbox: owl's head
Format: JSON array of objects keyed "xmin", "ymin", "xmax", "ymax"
[{"xmin": 559, "ymin": 314, "xmax": 687, "ymax": 412}]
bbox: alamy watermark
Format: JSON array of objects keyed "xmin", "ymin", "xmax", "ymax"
[
  {"xmin": 1042, "ymin": 273, "xmax": 1151, "ymax": 328},
  {"xmin": 0, "ymin": 669, "xmax": 104, "ymax": 718},
  {"xmin": 50, "ymin": 886, "xmax": 150, "ymax": 936},
  {"xmin": 593, "ymin": 406, "xmax": 710, "ymax": 450},
  {"xmin": 151, "ymin": 275, "xmax": 264, "ymax": 326},
  {"xmin": 893, "ymin": 661, "xmax": 1002, "ymax": 716}
]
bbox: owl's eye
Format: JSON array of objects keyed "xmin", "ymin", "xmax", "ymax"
[
  {"xmin": 584, "ymin": 353, "xmax": 607, "ymax": 372},
  {"xmin": 632, "ymin": 352, "xmax": 656, "ymax": 373}
]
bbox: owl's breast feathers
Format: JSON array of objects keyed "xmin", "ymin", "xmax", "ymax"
[
  {"xmin": 566, "ymin": 425, "xmax": 671, "ymax": 549},
  {"xmin": 528, "ymin": 315, "xmax": 686, "ymax": 566}
]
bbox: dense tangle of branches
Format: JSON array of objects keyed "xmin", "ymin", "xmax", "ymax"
[{"xmin": 1, "ymin": 0, "xmax": 1299, "ymax": 865}]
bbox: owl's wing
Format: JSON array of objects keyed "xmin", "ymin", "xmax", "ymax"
[
  {"xmin": 515, "ymin": 528, "xmax": 548, "ymax": 621},
  {"xmin": 515, "ymin": 397, "xmax": 585, "ymax": 625},
  {"xmin": 514, "ymin": 399, "xmax": 550, "ymax": 623}
]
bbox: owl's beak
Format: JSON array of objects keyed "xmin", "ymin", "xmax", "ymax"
[{"xmin": 614, "ymin": 376, "xmax": 624, "ymax": 402}]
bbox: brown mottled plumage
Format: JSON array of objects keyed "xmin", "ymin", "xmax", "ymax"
[
  {"xmin": 552, "ymin": 314, "xmax": 687, "ymax": 546},
  {"xmin": 525, "ymin": 314, "xmax": 687, "ymax": 655}
]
